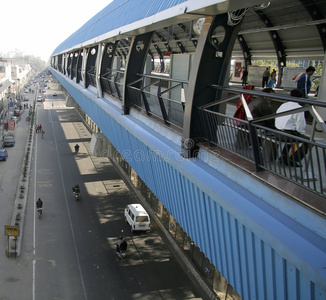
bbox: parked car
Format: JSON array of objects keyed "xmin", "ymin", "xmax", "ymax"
[
  {"xmin": 0, "ymin": 149, "xmax": 8, "ymax": 161},
  {"xmin": 3, "ymin": 135, "xmax": 15, "ymax": 147},
  {"xmin": 11, "ymin": 116, "xmax": 18, "ymax": 123},
  {"xmin": 53, "ymin": 93, "xmax": 57, "ymax": 96},
  {"xmin": 14, "ymin": 109, "xmax": 20, "ymax": 116},
  {"xmin": 24, "ymin": 96, "xmax": 29, "ymax": 101},
  {"xmin": 37, "ymin": 96, "xmax": 42, "ymax": 102}
]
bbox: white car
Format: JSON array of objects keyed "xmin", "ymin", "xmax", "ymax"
[{"xmin": 124, "ymin": 204, "xmax": 150, "ymax": 232}]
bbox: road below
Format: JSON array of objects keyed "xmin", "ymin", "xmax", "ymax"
[{"xmin": 0, "ymin": 82, "xmax": 202, "ymax": 300}]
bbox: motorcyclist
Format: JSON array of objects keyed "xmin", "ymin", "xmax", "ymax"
[
  {"xmin": 36, "ymin": 198, "xmax": 43, "ymax": 214},
  {"xmin": 116, "ymin": 236, "xmax": 128, "ymax": 254},
  {"xmin": 74, "ymin": 144, "xmax": 80, "ymax": 153},
  {"xmin": 72, "ymin": 184, "xmax": 80, "ymax": 194}
]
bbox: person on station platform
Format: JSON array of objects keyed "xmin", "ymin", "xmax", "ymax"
[
  {"xmin": 248, "ymin": 87, "xmax": 276, "ymax": 129},
  {"xmin": 233, "ymin": 84, "xmax": 255, "ymax": 121},
  {"xmin": 267, "ymin": 72, "xmax": 277, "ymax": 88},
  {"xmin": 296, "ymin": 66, "xmax": 315, "ymax": 98},
  {"xmin": 241, "ymin": 68, "xmax": 248, "ymax": 86},
  {"xmin": 271, "ymin": 68, "xmax": 277, "ymax": 78},
  {"xmin": 275, "ymin": 89, "xmax": 309, "ymax": 166},
  {"xmin": 275, "ymin": 89, "xmax": 307, "ymax": 137},
  {"xmin": 262, "ymin": 67, "xmax": 270, "ymax": 88}
]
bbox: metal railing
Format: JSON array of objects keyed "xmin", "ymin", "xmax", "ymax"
[
  {"xmin": 200, "ymin": 85, "xmax": 326, "ymax": 197},
  {"xmin": 72, "ymin": 66, "xmax": 77, "ymax": 79},
  {"xmin": 101, "ymin": 69, "xmax": 124, "ymax": 100},
  {"xmin": 77, "ymin": 69, "xmax": 82, "ymax": 82},
  {"xmin": 127, "ymin": 74, "xmax": 187, "ymax": 129},
  {"xmin": 86, "ymin": 66, "xmax": 96, "ymax": 87}
]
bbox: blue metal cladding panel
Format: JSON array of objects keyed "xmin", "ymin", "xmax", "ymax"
[
  {"xmin": 53, "ymin": 73, "xmax": 326, "ymax": 300},
  {"xmin": 204, "ymin": 195, "xmax": 218, "ymax": 267},
  {"xmin": 52, "ymin": 0, "xmax": 187, "ymax": 55}
]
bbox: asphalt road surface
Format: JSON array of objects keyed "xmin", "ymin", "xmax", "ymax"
[{"xmin": 0, "ymin": 84, "xmax": 202, "ymax": 300}]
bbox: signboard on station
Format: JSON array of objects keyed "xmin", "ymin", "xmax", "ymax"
[
  {"xmin": 247, "ymin": 65, "xmax": 269, "ymax": 86},
  {"xmin": 4, "ymin": 225, "xmax": 20, "ymax": 237}
]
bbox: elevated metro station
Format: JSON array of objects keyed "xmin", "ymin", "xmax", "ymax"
[{"xmin": 50, "ymin": 0, "xmax": 326, "ymax": 299}]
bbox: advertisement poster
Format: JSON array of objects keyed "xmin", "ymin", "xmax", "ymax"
[
  {"xmin": 234, "ymin": 62, "xmax": 242, "ymax": 78},
  {"xmin": 247, "ymin": 66, "xmax": 269, "ymax": 86},
  {"xmin": 230, "ymin": 60, "xmax": 244, "ymax": 83}
]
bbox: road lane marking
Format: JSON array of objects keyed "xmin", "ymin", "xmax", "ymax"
[
  {"xmin": 51, "ymin": 112, "xmax": 88, "ymax": 300},
  {"xmin": 33, "ymin": 260, "xmax": 36, "ymax": 300},
  {"xmin": 33, "ymin": 105, "xmax": 87, "ymax": 300}
]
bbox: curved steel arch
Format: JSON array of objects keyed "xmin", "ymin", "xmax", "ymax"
[
  {"xmin": 153, "ymin": 43, "xmax": 165, "ymax": 73},
  {"xmin": 299, "ymin": 0, "xmax": 326, "ymax": 51},
  {"xmin": 255, "ymin": 9, "xmax": 287, "ymax": 86},
  {"xmin": 182, "ymin": 14, "xmax": 243, "ymax": 158},
  {"xmin": 237, "ymin": 34, "xmax": 252, "ymax": 68}
]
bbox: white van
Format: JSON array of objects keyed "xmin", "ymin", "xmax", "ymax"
[{"xmin": 124, "ymin": 204, "xmax": 150, "ymax": 232}]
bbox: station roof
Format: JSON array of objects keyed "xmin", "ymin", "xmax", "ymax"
[{"xmin": 52, "ymin": 0, "xmax": 326, "ymax": 61}]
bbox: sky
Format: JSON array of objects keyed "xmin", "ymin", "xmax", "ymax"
[{"xmin": 0, "ymin": 0, "xmax": 112, "ymax": 63}]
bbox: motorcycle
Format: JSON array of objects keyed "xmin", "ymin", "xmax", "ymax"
[
  {"xmin": 72, "ymin": 185, "xmax": 80, "ymax": 200},
  {"xmin": 73, "ymin": 191, "xmax": 80, "ymax": 200},
  {"xmin": 116, "ymin": 237, "xmax": 128, "ymax": 259},
  {"xmin": 37, "ymin": 208, "xmax": 43, "ymax": 219},
  {"xmin": 74, "ymin": 144, "xmax": 80, "ymax": 154}
]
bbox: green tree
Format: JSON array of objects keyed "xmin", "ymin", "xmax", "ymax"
[{"xmin": 16, "ymin": 55, "xmax": 46, "ymax": 72}]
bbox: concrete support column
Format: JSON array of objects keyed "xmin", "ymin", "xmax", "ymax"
[
  {"xmin": 66, "ymin": 95, "xmax": 76, "ymax": 107},
  {"xmin": 90, "ymin": 133, "xmax": 110, "ymax": 157}
]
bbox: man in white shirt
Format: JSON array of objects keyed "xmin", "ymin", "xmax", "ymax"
[
  {"xmin": 275, "ymin": 89, "xmax": 309, "ymax": 166},
  {"xmin": 275, "ymin": 89, "xmax": 306, "ymax": 136}
]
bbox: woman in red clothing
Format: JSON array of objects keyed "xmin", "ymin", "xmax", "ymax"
[{"xmin": 233, "ymin": 85, "xmax": 255, "ymax": 121}]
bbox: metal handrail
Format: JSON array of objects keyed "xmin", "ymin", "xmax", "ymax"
[
  {"xmin": 212, "ymin": 85, "xmax": 326, "ymax": 107},
  {"xmin": 137, "ymin": 73, "xmax": 189, "ymax": 85},
  {"xmin": 199, "ymin": 85, "xmax": 326, "ymax": 197},
  {"xmin": 210, "ymin": 85, "xmax": 326, "ymax": 134},
  {"xmin": 127, "ymin": 74, "xmax": 187, "ymax": 129}
]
